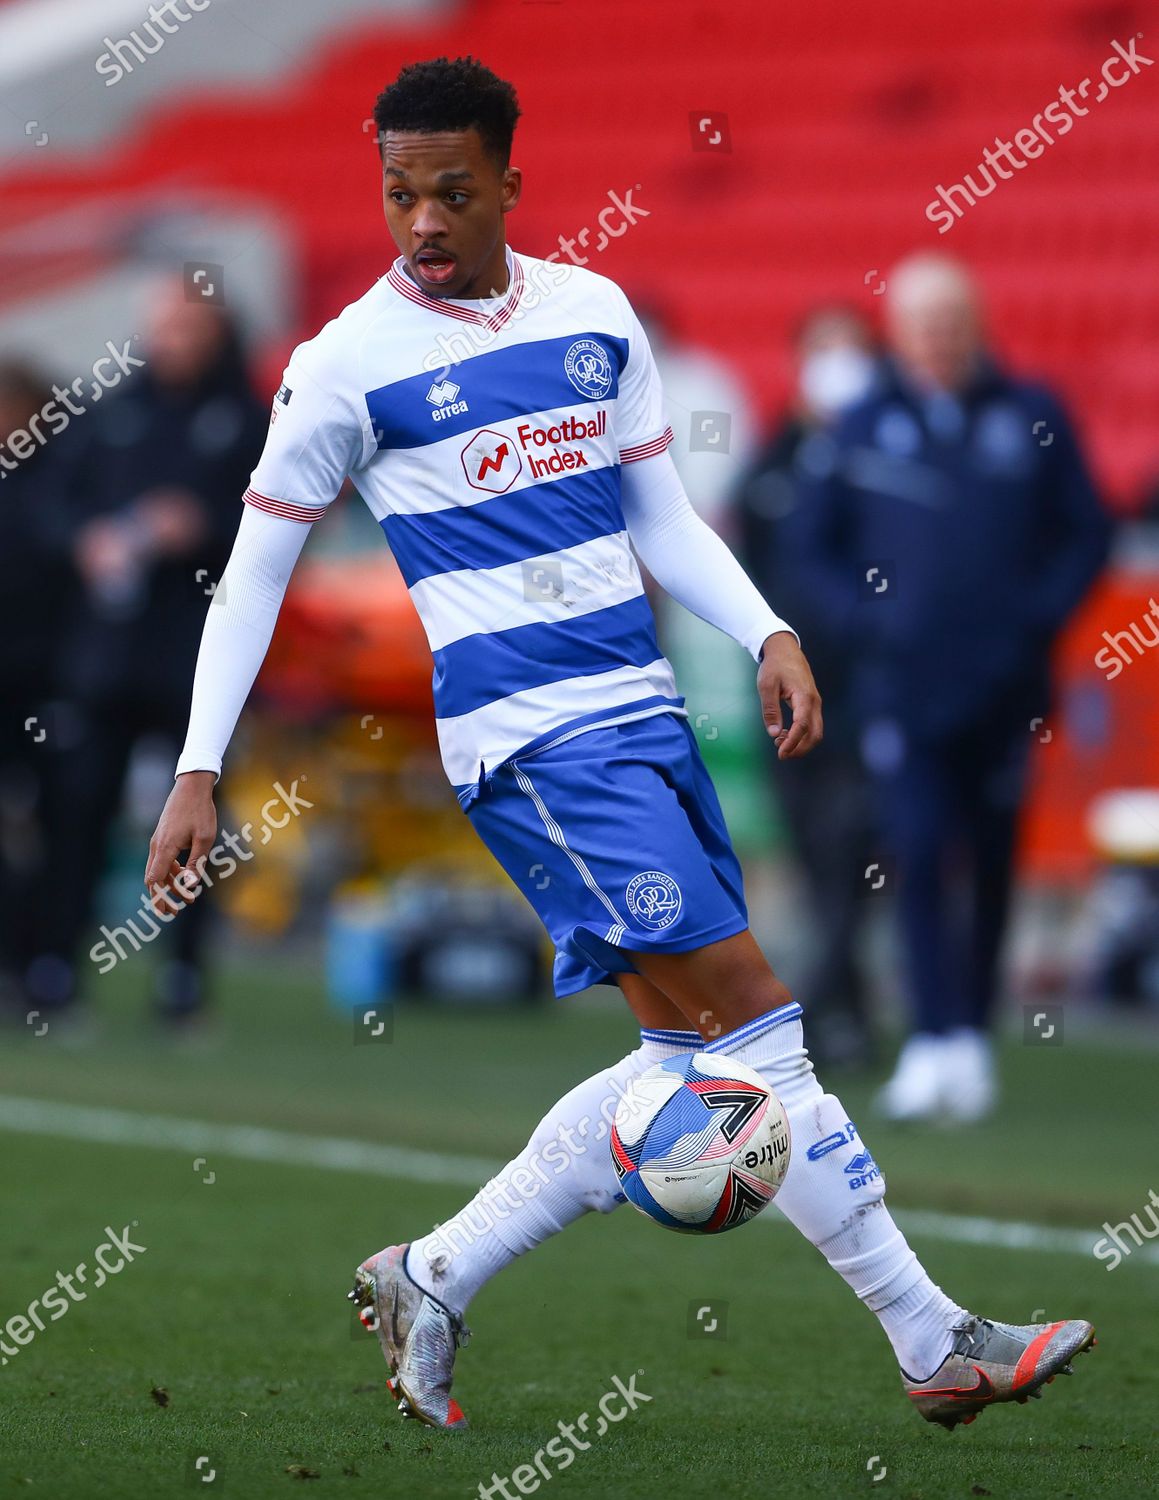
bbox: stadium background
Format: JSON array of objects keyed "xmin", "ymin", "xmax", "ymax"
[{"xmin": 1, "ymin": 1, "xmax": 1157, "ymax": 1496}]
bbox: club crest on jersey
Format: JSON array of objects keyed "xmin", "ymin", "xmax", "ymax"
[
  {"xmin": 426, "ymin": 378, "xmax": 469, "ymax": 422},
  {"xmin": 625, "ymin": 871, "xmax": 682, "ymax": 930},
  {"xmin": 563, "ymin": 338, "xmax": 614, "ymax": 400},
  {"xmin": 461, "ymin": 428, "xmax": 523, "ymax": 494}
]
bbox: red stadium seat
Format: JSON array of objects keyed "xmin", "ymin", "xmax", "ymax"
[{"xmin": 1, "ymin": 0, "xmax": 1154, "ymax": 508}]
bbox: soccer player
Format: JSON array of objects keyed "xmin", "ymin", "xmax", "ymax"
[{"xmin": 145, "ymin": 57, "xmax": 1094, "ymax": 1434}]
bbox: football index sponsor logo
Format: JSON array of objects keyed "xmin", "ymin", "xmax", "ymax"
[
  {"xmin": 516, "ymin": 409, "xmax": 607, "ymax": 480},
  {"xmin": 426, "ymin": 377, "xmax": 469, "ymax": 422},
  {"xmin": 626, "ymin": 871, "xmax": 682, "ymax": 930},
  {"xmin": 461, "ymin": 428, "xmax": 522, "ymax": 494},
  {"xmin": 564, "ymin": 338, "xmax": 614, "ymax": 399}
]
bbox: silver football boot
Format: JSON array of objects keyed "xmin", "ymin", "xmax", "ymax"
[
  {"xmin": 904, "ymin": 1314, "xmax": 1095, "ymax": 1428},
  {"xmin": 348, "ymin": 1243, "xmax": 471, "ymax": 1429}
]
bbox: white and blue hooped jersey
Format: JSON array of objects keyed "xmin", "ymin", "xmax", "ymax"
[{"xmin": 246, "ymin": 247, "xmax": 681, "ymax": 804}]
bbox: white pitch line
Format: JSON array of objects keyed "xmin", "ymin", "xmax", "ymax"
[
  {"xmin": 1, "ymin": 1093, "xmax": 1154, "ymax": 1266},
  {"xmin": 0, "ymin": 1094, "xmax": 494, "ymax": 1187}
]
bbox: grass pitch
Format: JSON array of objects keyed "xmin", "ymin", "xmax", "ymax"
[{"xmin": 0, "ymin": 956, "xmax": 1155, "ymax": 1499}]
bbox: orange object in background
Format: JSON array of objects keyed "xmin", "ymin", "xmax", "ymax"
[
  {"xmin": 224, "ymin": 540, "xmax": 507, "ymax": 939},
  {"xmin": 260, "ymin": 552, "xmax": 433, "ymax": 717},
  {"xmin": 1021, "ymin": 566, "xmax": 1159, "ymax": 884}
]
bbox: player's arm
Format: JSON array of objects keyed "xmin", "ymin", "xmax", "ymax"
[
  {"xmin": 144, "ymin": 347, "xmax": 364, "ymax": 911},
  {"xmin": 612, "ymin": 284, "xmax": 820, "ymax": 757},
  {"xmin": 143, "ymin": 508, "xmax": 311, "ymax": 909},
  {"xmin": 621, "ymin": 449, "xmax": 823, "ymax": 759}
]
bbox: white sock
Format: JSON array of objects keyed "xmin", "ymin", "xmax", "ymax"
[
  {"xmin": 706, "ymin": 1005, "xmax": 965, "ymax": 1379},
  {"xmin": 405, "ymin": 1025, "xmax": 700, "ymax": 1316}
]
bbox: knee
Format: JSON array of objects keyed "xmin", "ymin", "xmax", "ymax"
[{"xmin": 707, "ymin": 972, "xmax": 795, "ymax": 1041}]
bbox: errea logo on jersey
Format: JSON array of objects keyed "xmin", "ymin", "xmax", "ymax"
[{"xmin": 426, "ymin": 378, "xmax": 469, "ymax": 422}]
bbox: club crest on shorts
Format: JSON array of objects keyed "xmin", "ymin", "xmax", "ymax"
[
  {"xmin": 563, "ymin": 339, "xmax": 614, "ymax": 399},
  {"xmin": 626, "ymin": 870, "xmax": 683, "ymax": 930}
]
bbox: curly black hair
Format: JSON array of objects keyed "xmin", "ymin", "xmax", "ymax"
[{"xmin": 372, "ymin": 57, "xmax": 521, "ymax": 168}]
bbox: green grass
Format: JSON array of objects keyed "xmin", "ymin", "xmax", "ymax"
[{"xmin": 0, "ymin": 957, "xmax": 1156, "ymax": 1499}]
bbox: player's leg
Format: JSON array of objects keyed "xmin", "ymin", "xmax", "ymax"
[
  {"xmin": 633, "ymin": 931, "xmax": 964, "ymax": 1369},
  {"xmin": 350, "ymin": 969, "xmax": 698, "ymax": 1427},
  {"xmin": 350, "ymin": 715, "xmax": 1092, "ymax": 1430},
  {"xmin": 404, "ymin": 973, "xmax": 692, "ymax": 1306},
  {"xmin": 629, "ymin": 932, "xmax": 1093, "ymax": 1426}
]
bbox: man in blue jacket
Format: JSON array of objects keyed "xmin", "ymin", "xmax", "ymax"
[{"xmin": 792, "ymin": 253, "xmax": 1109, "ymax": 1122}]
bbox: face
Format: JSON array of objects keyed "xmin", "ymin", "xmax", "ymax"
[
  {"xmin": 144, "ymin": 283, "xmax": 227, "ymax": 387},
  {"xmin": 796, "ymin": 312, "xmax": 876, "ymax": 419},
  {"xmin": 798, "ymin": 311, "xmax": 872, "ymax": 362},
  {"xmin": 888, "ymin": 291, "xmax": 981, "ymax": 392},
  {"xmin": 380, "ymin": 128, "xmax": 520, "ymax": 299}
]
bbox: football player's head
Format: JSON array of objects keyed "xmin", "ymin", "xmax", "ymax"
[{"xmin": 373, "ymin": 57, "xmax": 522, "ymax": 299}]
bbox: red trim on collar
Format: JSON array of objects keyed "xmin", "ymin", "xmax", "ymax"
[{"xmin": 386, "ymin": 253, "xmax": 524, "ymax": 331}]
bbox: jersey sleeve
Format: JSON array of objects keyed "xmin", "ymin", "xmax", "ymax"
[
  {"xmin": 612, "ymin": 288, "xmax": 674, "ymax": 464},
  {"xmin": 244, "ymin": 343, "xmax": 366, "ymax": 523}
]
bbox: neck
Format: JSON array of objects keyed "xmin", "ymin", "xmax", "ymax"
[
  {"xmin": 407, "ymin": 245, "xmax": 510, "ymax": 301},
  {"xmin": 462, "ymin": 246, "xmax": 510, "ymax": 299}
]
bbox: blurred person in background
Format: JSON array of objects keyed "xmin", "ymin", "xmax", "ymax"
[
  {"xmin": 27, "ymin": 278, "xmax": 268, "ymax": 1028},
  {"xmin": 634, "ymin": 302, "xmax": 761, "ymax": 837},
  {"xmin": 794, "ymin": 254, "xmax": 1109, "ymax": 1121},
  {"xmin": 737, "ymin": 307, "xmax": 880, "ymax": 1069},
  {"xmin": 635, "ymin": 301, "xmax": 758, "ymax": 528},
  {"xmin": 0, "ymin": 360, "xmax": 73, "ymax": 1019}
]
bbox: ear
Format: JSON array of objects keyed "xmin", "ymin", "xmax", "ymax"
[{"xmin": 501, "ymin": 166, "xmax": 522, "ymax": 215}]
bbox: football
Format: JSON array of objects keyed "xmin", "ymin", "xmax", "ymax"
[{"xmin": 609, "ymin": 1053, "xmax": 791, "ymax": 1233}]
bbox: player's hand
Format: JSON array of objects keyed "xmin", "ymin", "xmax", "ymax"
[
  {"xmin": 144, "ymin": 771, "xmax": 218, "ymax": 915},
  {"xmin": 757, "ymin": 631, "xmax": 823, "ymax": 760}
]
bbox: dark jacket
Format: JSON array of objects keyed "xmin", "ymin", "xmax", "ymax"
[
  {"xmin": 0, "ymin": 441, "xmax": 74, "ymax": 700},
  {"xmin": 788, "ymin": 359, "xmax": 1111, "ymax": 742},
  {"xmin": 58, "ymin": 336, "xmax": 267, "ymax": 705},
  {"xmin": 736, "ymin": 414, "xmax": 861, "ymax": 743}
]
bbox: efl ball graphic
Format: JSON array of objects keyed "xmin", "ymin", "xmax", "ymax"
[{"xmin": 610, "ymin": 1053, "xmax": 791, "ymax": 1233}]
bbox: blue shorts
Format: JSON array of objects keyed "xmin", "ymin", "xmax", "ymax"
[{"xmin": 468, "ymin": 711, "xmax": 749, "ymax": 996}]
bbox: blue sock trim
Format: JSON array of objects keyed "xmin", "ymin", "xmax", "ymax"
[
  {"xmin": 702, "ymin": 1001, "xmax": 803, "ymax": 1053},
  {"xmin": 639, "ymin": 1027, "xmax": 702, "ymax": 1047}
]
